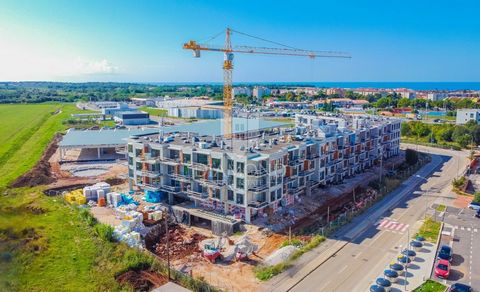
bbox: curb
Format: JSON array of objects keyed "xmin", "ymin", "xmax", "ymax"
[{"xmin": 429, "ymin": 221, "xmax": 444, "ymax": 278}]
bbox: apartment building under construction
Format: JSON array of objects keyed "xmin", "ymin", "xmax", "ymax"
[{"xmin": 127, "ymin": 114, "xmax": 401, "ymax": 227}]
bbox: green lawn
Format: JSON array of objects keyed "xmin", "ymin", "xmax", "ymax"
[
  {"xmin": 0, "ymin": 103, "xmax": 212, "ymax": 291},
  {"xmin": 415, "ymin": 217, "xmax": 442, "ymax": 243},
  {"xmin": 0, "ymin": 104, "xmax": 89, "ymax": 188},
  {"xmin": 139, "ymin": 106, "xmax": 168, "ymax": 117},
  {"xmin": 413, "ymin": 279, "xmax": 447, "ymax": 292},
  {"xmin": 435, "ymin": 204, "xmax": 446, "ymax": 212}
]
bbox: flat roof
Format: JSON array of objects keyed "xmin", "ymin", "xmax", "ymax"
[
  {"xmin": 163, "ymin": 117, "xmax": 287, "ymax": 136},
  {"xmin": 60, "ymin": 118, "xmax": 288, "ymax": 148},
  {"xmin": 59, "ymin": 128, "xmax": 158, "ymax": 148}
]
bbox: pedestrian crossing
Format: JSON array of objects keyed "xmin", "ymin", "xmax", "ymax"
[
  {"xmin": 453, "ymin": 226, "xmax": 478, "ymax": 232},
  {"xmin": 377, "ymin": 218, "xmax": 409, "ymax": 232}
]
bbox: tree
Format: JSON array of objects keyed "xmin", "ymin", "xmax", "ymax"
[
  {"xmin": 452, "ymin": 126, "xmax": 471, "ymax": 148},
  {"xmin": 397, "ymin": 98, "xmax": 411, "ymax": 108},
  {"xmin": 374, "ymin": 97, "xmax": 391, "ymax": 108},
  {"xmin": 401, "ymin": 123, "xmax": 412, "ymax": 136}
]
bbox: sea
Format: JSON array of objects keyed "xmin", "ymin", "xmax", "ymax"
[{"xmin": 149, "ymin": 82, "xmax": 480, "ymax": 91}]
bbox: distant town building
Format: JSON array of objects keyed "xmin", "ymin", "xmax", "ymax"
[
  {"xmin": 326, "ymin": 88, "xmax": 345, "ymax": 96},
  {"xmin": 168, "ymin": 107, "xmax": 223, "ymax": 119},
  {"xmin": 102, "ymin": 103, "xmax": 137, "ymax": 116},
  {"xmin": 253, "ymin": 86, "xmax": 271, "ymax": 99},
  {"xmin": 456, "ymin": 109, "xmax": 480, "ymax": 125},
  {"xmin": 395, "ymin": 89, "xmax": 416, "ymax": 99},
  {"xmin": 113, "ymin": 111, "xmax": 150, "ymax": 125},
  {"xmin": 232, "ymin": 87, "xmax": 252, "ymax": 98},
  {"xmin": 427, "ymin": 92, "xmax": 448, "ymax": 101}
]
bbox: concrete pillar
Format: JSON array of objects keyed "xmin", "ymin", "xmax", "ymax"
[
  {"xmin": 245, "ymin": 207, "xmax": 251, "ymax": 223},
  {"xmin": 97, "ymin": 147, "xmax": 101, "ymax": 159},
  {"xmin": 168, "ymin": 193, "xmax": 174, "ymax": 205}
]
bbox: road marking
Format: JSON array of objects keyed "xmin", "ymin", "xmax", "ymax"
[
  {"xmin": 395, "ymin": 223, "xmax": 405, "ymax": 231},
  {"xmin": 337, "ymin": 265, "xmax": 348, "ymax": 274},
  {"xmin": 461, "ymin": 226, "xmax": 465, "ymax": 230},
  {"xmin": 467, "ymin": 227, "xmax": 471, "ymax": 231},
  {"xmin": 474, "ymin": 229, "xmax": 478, "ymax": 232},
  {"xmin": 378, "ymin": 219, "xmax": 389, "ymax": 227}
]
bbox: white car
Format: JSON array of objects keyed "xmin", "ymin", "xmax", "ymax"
[{"xmin": 468, "ymin": 202, "xmax": 480, "ymax": 211}]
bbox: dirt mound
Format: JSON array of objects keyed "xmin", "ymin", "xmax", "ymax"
[
  {"xmin": 116, "ymin": 270, "xmax": 168, "ymax": 291},
  {"xmin": 104, "ymin": 177, "xmax": 126, "ymax": 186},
  {"xmin": 146, "ymin": 224, "xmax": 207, "ymax": 261},
  {"xmin": 10, "ymin": 133, "xmax": 62, "ymax": 188}
]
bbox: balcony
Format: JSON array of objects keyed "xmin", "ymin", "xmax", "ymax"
[
  {"xmin": 169, "ymin": 173, "xmax": 191, "ymax": 183},
  {"xmin": 298, "ymin": 169, "xmax": 314, "ymax": 177},
  {"xmin": 196, "ymin": 178, "xmax": 225, "ymax": 188},
  {"xmin": 160, "ymin": 157, "xmax": 181, "ymax": 166},
  {"xmin": 186, "ymin": 189, "xmax": 209, "ymax": 199},
  {"xmin": 247, "ymin": 168, "xmax": 268, "ymax": 176},
  {"xmin": 248, "ymin": 201, "xmax": 269, "ymax": 209},
  {"xmin": 248, "ymin": 183, "xmax": 268, "ymax": 192},
  {"xmin": 306, "ymin": 153, "xmax": 319, "ymax": 160},
  {"xmin": 191, "ymin": 162, "xmax": 209, "ymax": 170},
  {"xmin": 160, "ymin": 185, "xmax": 180, "ymax": 193},
  {"xmin": 141, "ymin": 170, "xmax": 160, "ymax": 178}
]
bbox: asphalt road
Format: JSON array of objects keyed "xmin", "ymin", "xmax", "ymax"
[
  {"xmin": 434, "ymin": 206, "xmax": 480, "ymax": 288},
  {"xmin": 287, "ymin": 145, "xmax": 469, "ymax": 292}
]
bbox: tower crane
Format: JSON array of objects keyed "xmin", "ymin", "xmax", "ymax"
[{"xmin": 183, "ymin": 28, "xmax": 351, "ymax": 141}]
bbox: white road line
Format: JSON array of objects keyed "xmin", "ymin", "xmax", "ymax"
[
  {"xmin": 395, "ymin": 223, "xmax": 405, "ymax": 231},
  {"xmin": 337, "ymin": 265, "xmax": 348, "ymax": 274},
  {"xmin": 467, "ymin": 227, "xmax": 471, "ymax": 231},
  {"xmin": 401, "ymin": 224, "xmax": 409, "ymax": 232},
  {"xmin": 474, "ymin": 229, "xmax": 478, "ymax": 232},
  {"xmin": 461, "ymin": 226, "xmax": 465, "ymax": 230}
]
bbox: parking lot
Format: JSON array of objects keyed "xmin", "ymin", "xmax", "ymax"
[{"xmin": 432, "ymin": 206, "xmax": 480, "ymax": 288}]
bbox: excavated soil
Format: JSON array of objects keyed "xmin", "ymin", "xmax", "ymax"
[
  {"xmin": 146, "ymin": 224, "xmax": 208, "ymax": 261},
  {"xmin": 116, "ymin": 270, "xmax": 168, "ymax": 291},
  {"xmin": 10, "ymin": 133, "xmax": 62, "ymax": 188}
]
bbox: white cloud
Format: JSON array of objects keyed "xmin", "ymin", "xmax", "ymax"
[{"xmin": 73, "ymin": 58, "xmax": 119, "ymax": 75}]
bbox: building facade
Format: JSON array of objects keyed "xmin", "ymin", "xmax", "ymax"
[
  {"xmin": 456, "ymin": 109, "xmax": 480, "ymax": 124},
  {"xmin": 127, "ymin": 114, "xmax": 401, "ymax": 223}
]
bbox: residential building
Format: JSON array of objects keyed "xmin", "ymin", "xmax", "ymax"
[
  {"xmin": 253, "ymin": 86, "xmax": 271, "ymax": 99},
  {"xmin": 427, "ymin": 92, "xmax": 448, "ymax": 101},
  {"xmin": 232, "ymin": 87, "xmax": 252, "ymax": 98},
  {"xmin": 126, "ymin": 114, "xmax": 400, "ymax": 225},
  {"xmin": 326, "ymin": 88, "xmax": 345, "ymax": 96},
  {"xmin": 456, "ymin": 109, "xmax": 480, "ymax": 124}
]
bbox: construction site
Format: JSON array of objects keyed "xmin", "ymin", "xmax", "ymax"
[{"xmin": 14, "ymin": 29, "xmax": 409, "ymax": 291}]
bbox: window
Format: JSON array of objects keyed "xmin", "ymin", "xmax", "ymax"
[
  {"xmin": 212, "ymin": 158, "xmax": 221, "ymax": 169},
  {"xmin": 277, "ymin": 189, "xmax": 282, "ymax": 199},
  {"xmin": 196, "ymin": 153, "xmax": 208, "ymax": 165},
  {"xmin": 236, "ymin": 177, "xmax": 244, "ymax": 189},
  {"xmin": 183, "ymin": 153, "xmax": 191, "ymax": 163},
  {"xmin": 151, "ymin": 149, "xmax": 160, "ymax": 157},
  {"xmin": 227, "ymin": 159, "xmax": 234, "ymax": 170},
  {"xmin": 270, "ymin": 191, "xmax": 276, "ymax": 201},
  {"xmin": 236, "ymin": 193, "xmax": 244, "ymax": 205},
  {"xmin": 277, "ymin": 176, "xmax": 282, "ymax": 184},
  {"xmin": 213, "ymin": 189, "xmax": 221, "ymax": 200},
  {"xmin": 270, "ymin": 176, "xmax": 276, "ymax": 187},
  {"xmin": 128, "ymin": 144, "xmax": 133, "ymax": 153},
  {"xmin": 228, "ymin": 175, "xmax": 233, "ymax": 185},
  {"xmin": 237, "ymin": 162, "xmax": 245, "ymax": 173},
  {"xmin": 228, "ymin": 190, "xmax": 234, "ymax": 201}
]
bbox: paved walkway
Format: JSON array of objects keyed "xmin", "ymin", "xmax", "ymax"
[{"xmin": 368, "ymin": 220, "xmax": 440, "ymax": 291}]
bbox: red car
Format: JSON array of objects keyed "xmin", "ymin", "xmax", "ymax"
[{"xmin": 434, "ymin": 259, "xmax": 450, "ymax": 279}]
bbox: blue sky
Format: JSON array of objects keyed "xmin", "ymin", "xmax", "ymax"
[{"xmin": 0, "ymin": 0, "xmax": 479, "ymax": 82}]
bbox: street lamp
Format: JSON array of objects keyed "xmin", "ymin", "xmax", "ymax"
[{"xmin": 415, "ymin": 175, "xmax": 430, "ymax": 219}]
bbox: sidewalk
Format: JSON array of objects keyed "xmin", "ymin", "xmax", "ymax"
[{"xmin": 368, "ymin": 220, "xmax": 441, "ymax": 291}]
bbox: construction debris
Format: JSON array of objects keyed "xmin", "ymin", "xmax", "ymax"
[
  {"xmin": 152, "ymin": 224, "xmax": 207, "ymax": 261},
  {"xmin": 264, "ymin": 245, "xmax": 299, "ymax": 266}
]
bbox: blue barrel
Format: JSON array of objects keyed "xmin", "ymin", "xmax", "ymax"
[
  {"xmin": 370, "ymin": 284, "xmax": 386, "ymax": 292},
  {"xmin": 376, "ymin": 278, "xmax": 392, "ymax": 291},
  {"xmin": 384, "ymin": 269, "xmax": 399, "ymax": 283},
  {"xmin": 389, "ymin": 263, "xmax": 404, "ymax": 276}
]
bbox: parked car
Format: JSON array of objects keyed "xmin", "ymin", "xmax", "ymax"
[
  {"xmin": 434, "ymin": 259, "xmax": 450, "ymax": 279},
  {"xmin": 475, "ymin": 209, "xmax": 480, "ymax": 218},
  {"xmin": 468, "ymin": 201, "xmax": 480, "ymax": 211},
  {"xmin": 437, "ymin": 245, "xmax": 452, "ymax": 261},
  {"xmin": 449, "ymin": 283, "xmax": 473, "ymax": 292}
]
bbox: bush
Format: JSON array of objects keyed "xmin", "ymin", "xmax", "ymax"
[
  {"xmin": 254, "ymin": 262, "xmax": 291, "ymax": 281},
  {"xmin": 94, "ymin": 224, "xmax": 114, "ymax": 242},
  {"xmin": 452, "ymin": 176, "xmax": 466, "ymax": 189},
  {"xmin": 79, "ymin": 209, "xmax": 96, "ymax": 227},
  {"xmin": 473, "ymin": 192, "xmax": 480, "ymax": 204},
  {"xmin": 280, "ymin": 238, "xmax": 303, "ymax": 248}
]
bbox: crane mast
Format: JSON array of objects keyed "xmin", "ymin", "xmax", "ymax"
[
  {"xmin": 223, "ymin": 28, "xmax": 233, "ymax": 139},
  {"xmin": 183, "ymin": 28, "xmax": 351, "ymax": 144}
]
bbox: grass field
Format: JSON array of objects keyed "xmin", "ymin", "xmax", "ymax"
[
  {"xmin": 0, "ymin": 103, "xmax": 212, "ymax": 291},
  {"xmin": 139, "ymin": 106, "xmax": 168, "ymax": 117},
  {"xmin": 413, "ymin": 279, "xmax": 447, "ymax": 292},
  {"xmin": 415, "ymin": 217, "xmax": 442, "ymax": 243}
]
